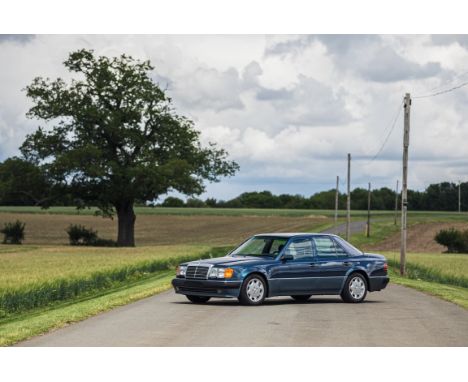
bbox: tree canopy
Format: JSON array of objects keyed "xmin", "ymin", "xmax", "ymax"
[{"xmin": 20, "ymin": 49, "xmax": 239, "ymax": 246}]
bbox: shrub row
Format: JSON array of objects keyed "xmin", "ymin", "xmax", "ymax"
[
  {"xmin": 387, "ymin": 258, "xmax": 468, "ymax": 289},
  {"xmin": 0, "ymin": 247, "xmax": 229, "ymax": 317},
  {"xmin": 434, "ymin": 228, "xmax": 468, "ymax": 253}
]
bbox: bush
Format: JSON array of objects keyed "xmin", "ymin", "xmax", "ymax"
[
  {"xmin": 161, "ymin": 196, "xmax": 185, "ymax": 207},
  {"xmin": 66, "ymin": 224, "xmax": 98, "ymax": 245},
  {"xmin": 0, "ymin": 220, "xmax": 26, "ymax": 244},
  {"xmin": 186, "ymin": 198, "xmax": 206, "ymax": 208},
  {"xmin": 434, "ymin": 228, "xmax": 468, "ymax": 253}
]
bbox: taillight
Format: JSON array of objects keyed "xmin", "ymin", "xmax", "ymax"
[{"xmin": 384, "ymin": 263, "xmax": 388, "ymax": 272}]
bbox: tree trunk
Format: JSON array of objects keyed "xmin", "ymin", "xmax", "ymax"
[{"xmin": 116, "ymin": 201, "xmax": 136, "ymax": 247}]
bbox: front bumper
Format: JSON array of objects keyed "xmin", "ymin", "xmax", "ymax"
[
  {"xmin": 172, "ymin": 278, "xmax": 242, "ymax": 298},
  {"xmin": 369, "ymin": 276, "xmax": 390, "ymax": 292}
]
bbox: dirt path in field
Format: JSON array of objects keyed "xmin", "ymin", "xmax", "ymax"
[
  {"xmin": 0, "ymin": 213, "xmax": 328, "ymax": 246},
  {"xmin": 366, "ymin": 221, "xmax": 468, "ymax": 253}
]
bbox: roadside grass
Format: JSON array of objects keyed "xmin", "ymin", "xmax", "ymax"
[
  {"xmin": 0, "ymin": 271, "xmax": 175, "ymax": 346},
  {"xmin": 383, "ymin": 251, "xmax": 468, "ymax": 288},
  {"xmin": 388, "ymin": 268, "xmax": 468, "ymax": 309},
  {"xmin": 348, "ymin": 220, "xmax": 401, "ymax": 248},
  {"xmin": 0, "ymin": 245, "xmax": 228, "ymax": 316}
]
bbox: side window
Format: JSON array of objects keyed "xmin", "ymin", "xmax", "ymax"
[
  {"xmin": 284, "ymin": 238, "xmax": 314, "ymax": 260},
  {"xmin": 313, "ymin": 237, "xmax": 338, "ymax": 257},
  {"xmin": 270, "ymin": 239, "xmax": 287, "ymax": 255},
  {"xmin": 333, "ymin": 240, "xmax": 347, "ymax": 256}
]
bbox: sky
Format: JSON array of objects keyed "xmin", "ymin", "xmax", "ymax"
[{"xmin": 1, "ymin": 34, "xmax": 468, "ymax": 201}]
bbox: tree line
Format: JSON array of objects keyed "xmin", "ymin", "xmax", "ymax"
[{"xmin": 159, "ymin": 182, "xmax": 468, "ymax": 211}]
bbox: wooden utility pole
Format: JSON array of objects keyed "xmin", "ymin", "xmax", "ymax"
[
  {"xmin": 366, "ymin": 182, "xmax": 371, "ymax": 237},
  {"xmin": 394, "ymin": 180, "xmax": 399, "ymax": 225},
  {"xmin": 334, "ymin": 176, "xmax": 339, "ymax": 228},
  {"xmin": 346, "ymin": 153, "xmax": 351, "ymax": 241},
  {"xmin": 400, "ymin": 93, "xmax": 411, "ymax": 276},
  {"xmin": 459, "ymin": 180, "xmax": 461, "ymax": 213}
]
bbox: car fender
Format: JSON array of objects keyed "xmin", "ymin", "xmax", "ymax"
[{"xmin": 339, "ymin": 266, "xmax": 370, "ymax": 293}]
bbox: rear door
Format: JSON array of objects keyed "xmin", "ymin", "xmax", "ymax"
[{"xmin": 311, "ymin": 236, "xmax": 351, "ymax": 293}]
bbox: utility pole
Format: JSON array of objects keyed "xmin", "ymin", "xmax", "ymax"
[
  {"xmin": 459, "ymin": 180, "xmax": 461, "ymax": 213},
  {"xmin": 346, "ymin": 153, "xmax": 351, "ymax": 241},
  {"xmin": 334, "ymin": 176, "xmax": 339, "ymax": 228},
  {"xmin": 394, "ymin": 180, "xmax": 399, "ymax": 225},
  {"xmin": 401, "ymin": 93, "xmax": 411, "ymax": 276},
  {"xmin": 367, "ymin": 182, "xmax": 371, "ymax": 237}
]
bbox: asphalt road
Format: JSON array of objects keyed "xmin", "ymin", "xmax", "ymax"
[{"xmin": 19, "ymin": 284, "xmax": 468, "ymax": 346}]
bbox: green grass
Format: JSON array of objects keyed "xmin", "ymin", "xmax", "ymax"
[
  {"xmin": 388, "ymin": 268, "xmax": 468, "ymax": 309},
  {"xmin": 383, "ymin": 251, "xmax": 468, "ymax": 288},
  {"xmin": 0, "ymin": 245, "xmax": 228, "ymax": 316},
  {"xmin": 2, "ymin": 205, "xmax": 467, "ymax": 219},
  {"xmin": 0, "ymin": 244, "xmax": 210, "ymax": 289},
  {"xmin": 0, "ymin": 270, "xmax": 175, "ymax": 346}
]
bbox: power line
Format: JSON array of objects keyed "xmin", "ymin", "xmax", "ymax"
[
  {"xmin": 426, "ymin": 70, "xmax": 468, "ymax": 93},
  {"xmin": 366, "ymin": 99, "xmax": 403, "ymax": 164},
  {"xmin": 413, "ymin": 79, "xmax": 468, "ymax": 99}
]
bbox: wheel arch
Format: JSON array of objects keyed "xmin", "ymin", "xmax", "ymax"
[
  {"xmin": 342, "ymin": 269, "xmax": 370, "ymax": 293},
  {"xmin": 244, "ymin": 271, "xmax": 270, "ymax": 297}
]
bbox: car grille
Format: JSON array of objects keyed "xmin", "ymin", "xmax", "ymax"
[{"xmin": 185, "ymin": 265, "xmax": 210, "ymax": 279}]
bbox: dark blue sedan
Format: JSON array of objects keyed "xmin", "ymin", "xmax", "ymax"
[{"xmin": 172, "ymin": 233, "xmax": 389, "ymax": 305}]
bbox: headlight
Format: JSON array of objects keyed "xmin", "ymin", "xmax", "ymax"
[
  {"xmin": 209, "ymin": 267, "xmax": 234, "ymax": 279},
  {"xmin": 176, "ymin": 265, "xmax": 187, "ymax": 277}
]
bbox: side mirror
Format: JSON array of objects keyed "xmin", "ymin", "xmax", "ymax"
[{"xmin": 281, "ymin": 253, "xmax": 294, "ymax": 262}]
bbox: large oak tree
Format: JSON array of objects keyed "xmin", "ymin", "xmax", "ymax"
[{"xmin": 21, "ymin": 49, "xmax": 239, "ymax": 246}]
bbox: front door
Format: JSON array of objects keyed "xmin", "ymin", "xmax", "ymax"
[{"xmin": 275, "ymin": 237, "xmax": 317, "ymax": 294}]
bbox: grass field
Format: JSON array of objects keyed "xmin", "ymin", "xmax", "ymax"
[
  {"xmin": 2, "ymin": 205, "xmax": 468, "ymax": 219},
  {"xmin": 0, "ymin": 212, "xmax": 330, "ymax": 246},
  {"xmin": 0, "ymin": 244, "xmax": 229, "ymax": 316},
  {"xmin": 0, "ymin": 245, "xmax": 211, "ymax": 289}
]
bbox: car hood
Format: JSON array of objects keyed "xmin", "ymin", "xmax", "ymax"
[{"xmin": 184, "ymin": 256, "xmax": 272, "ymax": 267}]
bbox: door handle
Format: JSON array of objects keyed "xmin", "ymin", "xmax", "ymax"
[
  {"xmin": 309, "ymin": 264, "xmax": 318, "ymax": 268},
  {"xmin": 342, "ymin": 261, "xmax": 352, "ymax": 266}
]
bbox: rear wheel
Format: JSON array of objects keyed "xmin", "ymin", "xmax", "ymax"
[
  {"xmin": 238, "ymin": 274, "xmax": 267, "ymax": 306},
  {"xmin": 291, "ymin": 295, "xmax": 311, "ymax": 302},
  {"xmin": 341, "ymin": 273, "xmax": 368, "ymax": 303},
  {"xmin": 186, "ymin": 295, "xmax": 211, "ymax": 304}
]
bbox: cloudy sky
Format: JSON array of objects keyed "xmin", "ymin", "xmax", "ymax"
[{"xmin": 1, "ymin": 34, "xmax": 468, "ymax": 200}]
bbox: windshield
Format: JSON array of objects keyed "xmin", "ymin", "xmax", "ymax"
[{"xmin": 231, "ymin": 236, "xmax": 288, "ymax": 257}]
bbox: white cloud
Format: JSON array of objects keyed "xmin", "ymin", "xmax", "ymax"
[{"xmin": 1, "ymin": 34, "xmax": 468, "ymax": 199}]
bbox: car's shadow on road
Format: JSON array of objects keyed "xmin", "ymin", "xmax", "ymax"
[{"xmin": 172, "ymin": 298, "xmax": 383, "ymax": 306}]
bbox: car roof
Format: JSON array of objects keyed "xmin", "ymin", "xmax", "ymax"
[{"xmin": 254, "ymin": 232, "xmax": 337, "ymax": 239}]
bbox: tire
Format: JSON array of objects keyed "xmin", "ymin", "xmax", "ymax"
[
  {"xmin": 238, "ymin": 274, "xmax": 267, "ymax": 306},
  {"xmin": 186, "ymin": 295, "xmax": 211, "ymax": 304},
  {"xmin": 291, "ymin": 295, "xmax": 311, "ymax": 302},
  {"xmin": 341, "ymin": 273, "xmax": 368, "ymax": 303}
]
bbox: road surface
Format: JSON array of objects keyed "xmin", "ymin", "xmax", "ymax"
[{"xmin": 19, "ymin": 284, "xmax": 468, "ymax": 346}]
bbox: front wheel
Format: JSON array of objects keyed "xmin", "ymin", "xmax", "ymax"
[
  {"xmin": 186, "ymin": 295, "xmax": 211, "ymax": 304},
  {"xmin": 291, "ymin": 295, "xmax": 311, "ymax": 302},
  {"xmin": 341, "ymin": 273, "xmax": 368, "ymax": 303},
  {"xmin": 238, "ymin": 275, "xmax": 267, "ymax": 306}
]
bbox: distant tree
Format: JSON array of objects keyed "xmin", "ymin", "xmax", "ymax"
[
  {"xmin": 0, "ymin": 157, "xmax": 54, "ymax": 206},
  {"xmin": 162, "ymin": 197, "xmax": 185, "ymax": 207},
  {"xmin": 186, "ymin": 197, "xmax": 206, "ymax": 208},
  {"xmin": 21, "ymin": 49, "xmax": 238, "ymax": 246},
  {"xmin": 205, "ymin": 197, "xmax": 218, "ymax": 207}
]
